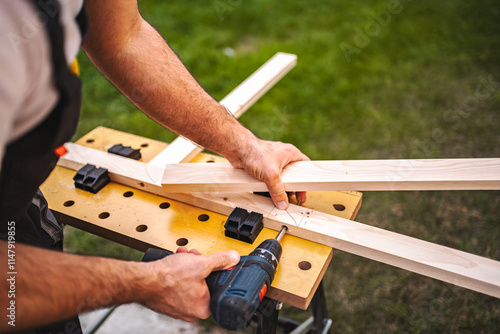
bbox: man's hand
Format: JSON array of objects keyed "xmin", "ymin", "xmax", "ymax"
[
  {"xmin": 225, "ymin": 136, "xmax": 310, "ymax": 210},
  {"xmin": 139, "ymin": 247, "xmax": 240, "ymax": 322},
  {"xmin": 1, "ymin": 242, "xmax": 239, "ymax": 331}
]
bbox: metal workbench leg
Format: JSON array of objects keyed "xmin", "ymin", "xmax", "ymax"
[
  {"xmin": 253, "ymin": 297, "xmax": 280, "ymax": 334},
  {"xmin": 310, "ymin": 281, "xmax": 331, "ymax": 334}
]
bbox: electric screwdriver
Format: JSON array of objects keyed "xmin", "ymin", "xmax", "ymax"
[{"xmin": 141, "ymin": 226, "xmax": 287, "ymax": 330}]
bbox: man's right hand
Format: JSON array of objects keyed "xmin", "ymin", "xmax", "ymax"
[
  {"xmin": 1, "ymin": 242, "xmax": 239, "ymax": 331},
  {"xmin": 138, "ymin": 248, "xmax": 240, "ymax": 322}
]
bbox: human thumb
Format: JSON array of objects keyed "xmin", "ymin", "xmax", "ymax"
[{"xmin": 207, "ymin": 250, "xmax": 240, "ymax": 272}]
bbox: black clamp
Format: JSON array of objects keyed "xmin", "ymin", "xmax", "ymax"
[
  {"xmin": 108, "ymin": 144, "xmax": 141, "ymax": 160},
  {"xmin": 224, "ymin": 207, "xmax": 264, "ymax": 244},
  {"xmin": 73, "ymin": 164, "xmax": 110, "ymax": 194}
]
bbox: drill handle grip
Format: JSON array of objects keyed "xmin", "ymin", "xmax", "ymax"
[{"xmin": 141, "ymin": 248, "xmax": 173, "ymax": 262}]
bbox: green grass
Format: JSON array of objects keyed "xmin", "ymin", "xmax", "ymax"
[{"xmin": 66, "ymin": 0, "xmax": 500, "ymax": 332}]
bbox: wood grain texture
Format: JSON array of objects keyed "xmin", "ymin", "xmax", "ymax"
[
  {"xmin": 57, "ymin": 143, "xmax": 500, "ymax": 298},
  {"xmin": 164, "ymin": 191, "xmax": 500, "ymax": 299},
  {"xmin": 147, "ymin": 52, "xmax": 297, "ymax": 166},
  {"xmin": 161, "ymin": 159, "xmax": 500, "ymax": 192}
]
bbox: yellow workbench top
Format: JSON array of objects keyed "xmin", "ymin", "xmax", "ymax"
[{"xmin": 41, "ymin": 127, "xmax": 362, "ymax": 309}]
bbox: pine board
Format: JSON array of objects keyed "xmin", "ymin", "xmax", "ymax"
[{"xmin": 161, "ymin": 159, "xmax": 500, "ymax": 192}]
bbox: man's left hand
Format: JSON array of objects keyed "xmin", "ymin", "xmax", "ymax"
[{"xmin": 226, "ymin": 137, "xmax": 309, "ymax": 210}]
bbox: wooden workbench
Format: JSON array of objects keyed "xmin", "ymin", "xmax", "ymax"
[{"xmin": 41, "ymin": 127, "xmax": 362, "ymax": 310}]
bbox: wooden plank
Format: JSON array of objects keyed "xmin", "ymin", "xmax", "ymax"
[
  {"xmin": 147, "ymin": 52, "xmax": 297, "ymax": 166},
  {"xmin": 57, "ymin": 143, "xmax": 500, "ymax": 298},
  {"xmin": 163, "ymin": 191, "xmax": 500, "ymax": 299},
  {"xmin": 161, "ymin": 159, "xmax": 500, "ymax": 192},
  {"xmin": 219, "ymin": 52, "xmax": 297, "ymax": 118}
]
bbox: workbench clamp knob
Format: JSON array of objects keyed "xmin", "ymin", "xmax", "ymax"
[
  {"xmin": 73, "ymin": 164, "xmax": 111, "ymax": 194},
  {"xmin": 224, "ymin": 207, "xmax": 264, "ymax": 244},
  {"xmin": 108, "ymin": 144, "xmax": 142, "ymax": 160}
]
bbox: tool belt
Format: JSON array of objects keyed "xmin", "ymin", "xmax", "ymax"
[{"xmin": 0, "ymin": 0, "xmax": 84, "ymax": 247}]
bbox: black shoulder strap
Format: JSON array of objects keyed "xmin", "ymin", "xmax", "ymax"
[{"xmin": 0, "ymin": 0, "xmax": 82, "ymax": 237}]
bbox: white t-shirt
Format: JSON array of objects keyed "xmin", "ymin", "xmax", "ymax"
[{"xmin": 0, "ymin": 0, "xmax": 83, "ymax": 167}]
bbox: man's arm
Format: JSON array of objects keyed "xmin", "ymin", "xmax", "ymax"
[
  {"xmin": 0, "ymin": 241, "xmax": 239, "ymax": 331},
  {"xmin": 82, "ymin": 0, "xmax": 308, "ymax": 209}
]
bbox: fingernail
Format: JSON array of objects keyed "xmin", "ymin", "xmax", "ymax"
[
  {"xmin": 229, "ymin": 251, "xmax": 240, "ymax": 264},
  {"xmin": 277, "ymin": 201, "xmax": 288, "ymax": 210}
]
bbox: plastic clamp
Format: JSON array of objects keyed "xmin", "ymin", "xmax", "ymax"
[
  {"xmin": 224, "ymin": 207, "xmax": 264, "ymax": 244},
  {"xmin": 73, "ymin": 164, "xmax": 111, "ymax": 194},
  {"xmin": 108, "ymin": 144, "xmax": 141, "ymax": 160}
]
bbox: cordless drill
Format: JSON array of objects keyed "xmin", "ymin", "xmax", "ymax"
[{"xmin": 142, "ymin": 226, "xmax": 287, "ymax": 330}]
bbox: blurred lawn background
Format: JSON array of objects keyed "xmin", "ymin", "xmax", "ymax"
[{"xmin": 65, "ymin": 0, "xmax": 500, "ymax": 332}]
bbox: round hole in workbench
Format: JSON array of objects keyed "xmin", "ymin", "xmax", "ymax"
[
  {"xmin": 176, "ymin": 238, "xmax": 188, "ymax": 246},
  {"xmin": 140, "ymin": 143, "xmax": 149, "ymax": 148},
  {"xmin": 138, "ymin": 182, "xmax": 145, "ymax": 187},
  {"xmin": 136, "ymin": 224, "xmax": 148, "ymax": 232},
  {"xmin": 99, "ymin": 212, "xmax": 110, "ymax": 219},
  {"xmin": 198, "ymin": 214, "xmax": 209, "ymax": 222},
  {"xmin": 333, "ymin": 204, "xmax": 346, "ymax": 211},
  {"xmin": 123, "ymin": 191, "xmax": 134, "ymax": 198},
  {"xmin": 63, "ymin": 200, "xmax": 75, "ymax": 207},
  {"xmin": 159, "ymin": 202, "xmax": 170, "ymax": 209},
  {"xmin": 298, "ymin": 261, "xmax": 312, "ymax": 271},
  {"xmin": 86, "ymin": 139, "xmax": 95, "ymax": 143}
]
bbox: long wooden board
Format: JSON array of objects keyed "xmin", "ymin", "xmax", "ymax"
[
  {"xmin": 165, "ymin": 191, "xmax": 500, "ymax": 299},
  {"xmin": 148, "ymin": 52, "xmax": 297, "ymax": 166},
  {"xmin": 161, "ymin": 159, "xmax": 500, "ymax": 192},
  {"xmin": 57, "ymin": 143, "xmax": 500, "ymax": 298}
]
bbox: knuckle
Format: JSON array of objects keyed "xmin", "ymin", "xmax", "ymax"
[
  {"xmin": 273, "ymin": 190, "xmax": 288, "ymax": 200},
  {"xmin": 210, "ymin": 253, "xmax": 225, "ymax": 269},
  {"xmin": 263, "ymin": 167, "xmax": 281, "ymax": 182}
]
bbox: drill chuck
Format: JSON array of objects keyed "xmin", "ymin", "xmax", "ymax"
[{"xmin": 249, "ymin": 239, "xmax": 282, "ymax": 274}]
